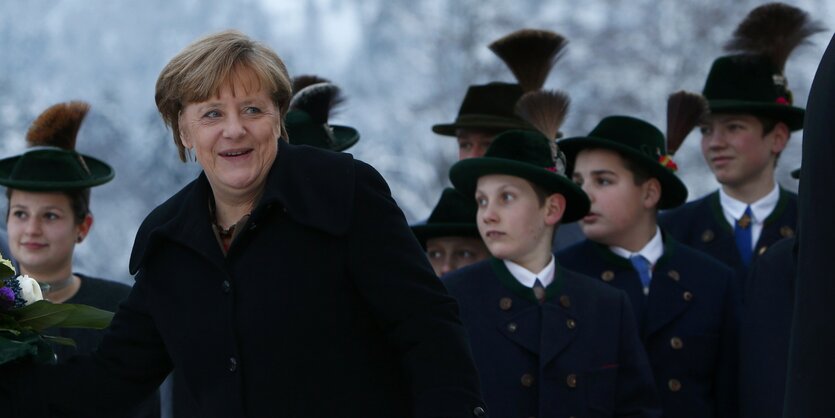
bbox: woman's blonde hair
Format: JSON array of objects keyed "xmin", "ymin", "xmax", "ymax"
[{"xmin": 155, "ymin": 30, "xmax": 292, "ymax": 161}]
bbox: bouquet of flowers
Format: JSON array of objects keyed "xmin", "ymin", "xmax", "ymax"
[{"xmin": 0, "ymin": 255, "xmax": 113, "ymax": 365}]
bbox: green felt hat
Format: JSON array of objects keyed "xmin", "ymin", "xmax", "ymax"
[
  {"xmin": 0, "ymin": 101, "xmax": 114, "ymax": 191},
  {"xmin": 411, "ymin": 188, "xmax": 480, "ymax": 248},
  {"xmin": 702, "ymin": 54, "xmax": 805, "ymax": 131},
  {"xmin": 286, "ymin": 82, "xmax": 359, "ymax": 152},
  {"xmin": 449, "ymin": 130, "xmax": 590, "ymax": 223},
  {"xmin": 560, "ymin": 116, "xmax": 688, "ymax": 209},
  {"xmin": 702, "ymin": 3, "xmax": 824, "ymax": 132},
  {"xmin": 431, "ymin": 82, "xmax": 535, "ymax": 136}
]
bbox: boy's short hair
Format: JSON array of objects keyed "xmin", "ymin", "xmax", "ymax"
[{"xmin": 575, "ymin": 147, "xmax": 652, "ymax": 186}]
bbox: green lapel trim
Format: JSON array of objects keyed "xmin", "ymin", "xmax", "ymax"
[
  {"xmin": 708, "ymin": 191, "xmax": 733, "ymax": 233},
  {"xmin": 763, "ymin": 188, "xmax": 790, "ymax": 226},
  {"xmin": 490, "ymin": 257, "xmax": 565, "ymax": 303}
]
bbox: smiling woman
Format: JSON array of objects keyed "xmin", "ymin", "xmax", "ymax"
[{"xmin": 0, "ymin": 30, "xmax": 488, "ymax": 418}]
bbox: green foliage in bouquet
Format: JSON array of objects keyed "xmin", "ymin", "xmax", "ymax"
[{"xmin": 0, "ymin": 254, "xmax": 114, "ymax": 365}]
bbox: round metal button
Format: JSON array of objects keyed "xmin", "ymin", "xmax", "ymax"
[
  {"xmin": 780, "ymin": 226, "xmax": 795, "ymax": 238},
  {"xmin": 228, "ymin": 357, "xmax": 238, "ymax": 372},
  {"xmin": 507, "ymin": 322, "xmax": 518, "ymax": 333},
  {"xmin": 222, "ymin": 280, "xmax": 231, "ymax": 293},
  {"xmin": 670, "ymin": 337, "xmax": 684, "ymax": 350},
  {"xmin": 473, "ymin": 406, "xmax": 487, "ymax": 417},
  {"xmin": 701, "ymin": 230, "xmax": 714, "ymax": 243},
  {"xmin": 566, "ymin": 373, "xmax": 577, "ymax": 388},
  {"xmin": 668, "ymin": 378, "xmax": 682, "ymax": 392},
  {"xmin": 559, "ymin": 295, "xmax": 571, "ymax": 308},
  {"xmin": 758, "ymin": 246, "xmax": 768, "ymax": 256},
  {"xmin": 566, "ymin": 319, "xmax": 576, "ymax": 329},
  {"xmin": 683, "ymin": 291, "xmax": 693, "ymax": 302},
  {"xmin": 521, "ymin": 373, "xmax": 534, "ymax": 387},
  {"xmin": 601, "ymin": 270, "xmax": 615, "ymax": 282},
  {"xmin": 499, "ymin": 297, "xmax": 513, "ymax": 311}
]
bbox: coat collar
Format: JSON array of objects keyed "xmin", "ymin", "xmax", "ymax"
[{"xmin": 129, "ymin": 141, "xmax": 355, "ymax": 273}]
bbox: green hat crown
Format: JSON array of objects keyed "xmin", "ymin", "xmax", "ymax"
[
  {"xmin": 0, "ymin": 101, "xmax": 114, "ymax": 191},
  {"xmin": 432, "ymin": 82, "xmax": 534, "ymax": 136},
  {"xmin": 286, "ymin": 82, "xmax": 359, "ymax": 152},
  {"xmin": 560, "ymin": 116, "xmax": 688, "ymax": 209},
  {"xmin": 411, "ymin": 188, "xmax": 480, "ymax": 247},
  {"xmin": 702, "ymin": 3, "xmax": 824, "ymax": 131},
  {"xmin": 449, "ymin": 130, "xmax": 590, "ymax": 223}
]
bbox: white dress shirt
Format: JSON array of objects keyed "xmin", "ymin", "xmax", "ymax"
[
  {"xmin": 504, "ymin": 255, "xmax": 556, "ymax": 288},
  {"xmin": 610, "ymin": 226, "xmax": 664, "ymax": 295},
  {"xmin": 719, "ymin": 184, "xmax": 780, "ymax": 250}
]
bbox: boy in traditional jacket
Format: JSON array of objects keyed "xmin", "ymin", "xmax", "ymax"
[
  {"xmin": 556, "ymin": 112, "xmax": 739, "ymax": 418},
  {"xmin": 659, "ymin": 3, "xmax": 822, "ymax": 285},
  {"xmin": 443, "ymin": 91, "xmax": 661, "ymax": 417}
]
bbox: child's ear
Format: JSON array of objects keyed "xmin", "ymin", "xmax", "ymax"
[
  {"xmin": 544, "ymin": 193, "xmax": 567, "ymax": 226},
  {"xmin": 643, "ymin": 178, "xmax": 662, "ymax": 209}
]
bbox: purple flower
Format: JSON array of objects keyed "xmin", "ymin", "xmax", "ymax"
[{"xmin": 0, "ymin": 286, "xmax": 15, "ymax": 310}]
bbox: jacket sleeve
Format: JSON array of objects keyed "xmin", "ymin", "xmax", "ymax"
[
  {"xmin": 345, "ymin": 161, "xmax": 488, "ymax": 418},
  {"xmin": 9, "ymin": 275, "xmax": 172, "ymax": 417},
  {"xmin": 614, "ymin": 291, "xmax": 663, "ymax": 418}
]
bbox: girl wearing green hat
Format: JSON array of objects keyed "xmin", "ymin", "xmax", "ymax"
[{"xmin": 0, "ymin": 101, "xmax": 159, "ymax": 417}]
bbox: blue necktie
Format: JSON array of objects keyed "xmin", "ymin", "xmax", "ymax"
[
  {"xmin": 629, "ymin": 255, "xmax": 652, "ymax": 293},
  {"xmin": 734, "ymin": 206, "xmax": 754, "ymax": 268}
]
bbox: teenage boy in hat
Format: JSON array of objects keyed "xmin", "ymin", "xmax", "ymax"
[
  {"xmin": 556, "ymin": 114, "xmax": 738, "ymax": 418},
  {"xmin": 434, "ymin": 29, "xmax": 585, "ymax": 251},
  {"xmin": 412, "ymin": 188, "xmax": 490, "ymax": 277},
  {"xmin": 443, "ymin": 92, "xmax": 661, "ymax": 417},
  {"xmin": 659, "ymin": 3, "xmax": 823, "ymax": 285}
]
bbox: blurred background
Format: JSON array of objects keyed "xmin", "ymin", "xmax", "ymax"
[{"xmin": 0, "ymin": 0, "xmax": 832, "ymax": 284}]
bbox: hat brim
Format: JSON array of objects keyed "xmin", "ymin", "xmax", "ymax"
[
  {"xmin": 449, "ymin": 158, "xmax": 590, "ymax": 223},
  {"xmin": 331, "ymin": 125, "xmax": 360, "ymax": 152},
  {"xmin": 432, "ymin": 115, "xmax": 534, "ymax": 137},
  {"xmin": 0, "ymin": 154, "xmax": 114, "ymax": 191},
  {"xmin": 559, "ymin": 137, "xmax": 688, "ymax": 209},
  {"xmin": 708, "ymin": 100, "xmax": 805, "ymax": 131},
  {"xmin": 411, "ymin": 223, "xmax": 481, "ymax": 248}
]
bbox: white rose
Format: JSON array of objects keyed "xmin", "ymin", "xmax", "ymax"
[{"xmin": 17, "ymin": 275, "xmax": 44, "ymax": 306}]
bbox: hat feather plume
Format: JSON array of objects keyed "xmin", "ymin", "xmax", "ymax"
[
  {"xmin": 25, "ymin": 101, "xmax": 90, "ymax": 150},
  {"xmin": 289, "ymin": 83, "xmax": 345, "ymax": 125},
  {"xmin": 515, "ymin": 90, "xmax": 570, "ymax": 162},
  {"xmin": 724, "ymin": 2, "xmax": 825, "ymax": 71},
  {"xmin": 291, "ymin": 75, "xmax": 331, "ymax": 96},
  {"xmin": 489, "ymin": 29, "xmax": 568, "ymax": 92},
  {"xmin": 666, "ymin": 91, "xmax": 708, "ymax": 155}
]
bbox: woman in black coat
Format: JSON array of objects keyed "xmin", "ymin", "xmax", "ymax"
[{"xmin": 3, "ymin": 30, "xmax": 486, "ymax": 418}]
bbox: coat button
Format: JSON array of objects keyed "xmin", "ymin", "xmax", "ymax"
[
  {"xmin": 520, "ymin": 373, "xmax": 534, "ymax": 387},
  {"xmin": 228, "ymin": 357, "xmax": 238, "ymax": 372},
  {"xmin": 473, "ymin": 406, "xmax": 487, "ymax": 417},
  {"xmin": 682, "ymin": 291, "xmax": 693, "ymax": 302},
  {"xmin": 559, "ymin": 295, "xmax": 571, "ymax": 308},
  {"xmin": 668, "ymin": 378, "xmax": 682, "ymax": 392},
  {"xmin": 601, "ymin": 270, "xmax": 615, "ymax": 282},
  {"xmin": 667, "ymin": 270, "xmax": 680, "ymax": 281},
  {"xmin": 758, "ymin": 246, "xmax": 768, "ymax": 256},
  {"xmin": 248, "ymin": 222, "xmax": 257, "ymax": 230},
  {"xmin": 566, "ymin": 373, "xmax": 578, "ymax": 388},
  {"xmin": 507, "ymin": 322, "xmax": 518, "ymax": 333},
  {"xmin": 566, "ymin": 319, "xmax": 576, "ymax": 329},
  {"xmin": 780, "ymin": 226, "xmax": 795, "ymax": 238},
  {"xmin": 701, "ymin": 230, "xmax": 714, "ymax": 243},
  {"xmin": 670, "ymin": 337, "xmax": 684, "ymax": 350},
  {"xmin": 222, "ymin": 280, "xmax": 231, "ymax": 293},
  {"xmin": 499, "ymin": 297, "xmax": 513, "ymax": 311}
]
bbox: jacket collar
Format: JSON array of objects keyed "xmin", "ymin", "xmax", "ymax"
[{"xmin": 129, "ymin": 141, "xmax": 355, "ymax": 273}]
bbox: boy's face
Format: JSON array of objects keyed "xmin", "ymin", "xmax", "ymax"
[
  {"xmin": 456, "ymin": 129, "xmax": 496, "ymax": 160},
  {"xmin": 572, "ymin": 148, "xmax": 659, "ymax": 246},
  {"xmin": 475, "ymin": 174, "xmax": 564, "ymax": 265},
  {"xmin": 699, "ymin": 114, "xmax": 788, "ymax": 187},
  {"xmin": 425, "ymin": 236, "xmax": 490, "ymax": 277}
]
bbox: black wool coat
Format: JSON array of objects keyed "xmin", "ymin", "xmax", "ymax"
[{"xmin": 12, "ymin": 141, "xmax": 487, "ymax": 418}]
